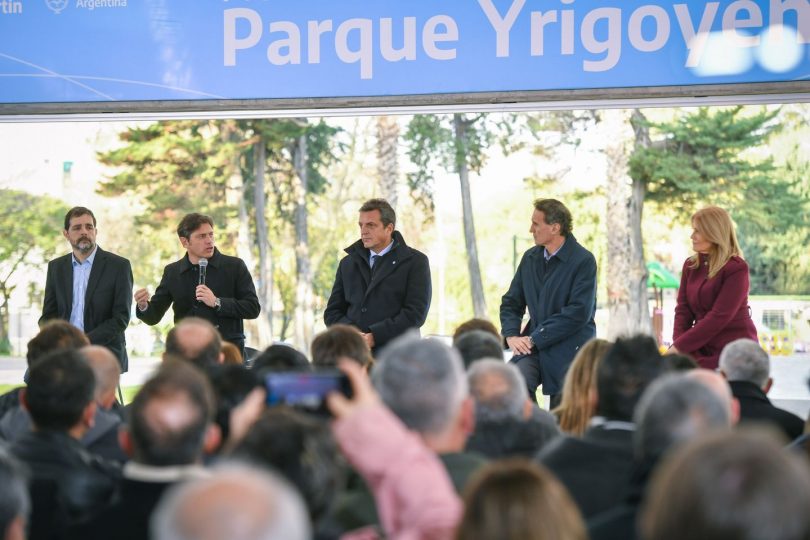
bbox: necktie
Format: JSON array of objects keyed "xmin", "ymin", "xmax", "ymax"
[{"xmin": 370, "ymin": 255, "xmax": 380, "ymax": 275}]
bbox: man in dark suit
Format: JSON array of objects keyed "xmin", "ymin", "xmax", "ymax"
[
  {"xmin": 500, "ymin": 198, "xmax": 597, "ymax": 407},
  {"xmin": 324, "ymin": 198, "xmax": 431, "ymax": 353},
  {"xmin": 134, "ymin": 213, "xmax": 260, "ymax": 360},
  {"xmin": 537, "ymin": 335, "xmax": 663, "ymax": 519},
  {"xmin": 719, "ymin": 338, "xmax": 804, "ymax": 441},
  {"xmin": 40, "ymin": 207, "xmax": 133, "ymax": 372}
]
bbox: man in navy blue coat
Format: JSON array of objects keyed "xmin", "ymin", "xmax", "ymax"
[
  {"xmin": 500, "ymin": 199, "xmax": 597, "ymax": 407},
  {"xmin": 324, "ymin": 199, "xmax": 431, "ymax": 354}
]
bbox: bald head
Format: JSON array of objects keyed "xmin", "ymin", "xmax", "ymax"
[
  {"xmin": 165, "ymin": 318, "xmax": 223, "ymax": 368},
  {"xmin": 152, "ymin": 465, "xmax": 310, "ymax": 540},
  {"xmin": 686, "ymin": 369, "xmax": 739, "ymax": 424},
  {"xmin": 81, "ymin": 345, "xmax": 120, "ymax": 408}
]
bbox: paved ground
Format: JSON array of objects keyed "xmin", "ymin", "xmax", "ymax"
[{"xmin": 2, "ymin": 353, "xmax": 809, "ymax": 419}]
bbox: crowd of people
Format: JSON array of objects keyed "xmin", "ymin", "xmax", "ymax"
[
  {"xmin": 0, "ymin": 195, "xmax": 801, "ymax": 539},
  {"xmin": 0, "ymin": 316, "xmax": 809, "ymax": 540}
]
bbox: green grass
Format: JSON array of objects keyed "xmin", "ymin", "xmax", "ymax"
[{"xmin": 0, "ymin": 384, "xmax": 142, "ymax": 405}]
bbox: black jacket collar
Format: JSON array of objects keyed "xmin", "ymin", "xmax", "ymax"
[{"xmin": 179, "ymin": 248, "xmax": 222, "ymax": 273}]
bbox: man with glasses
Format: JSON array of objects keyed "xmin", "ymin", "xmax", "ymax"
[{"xmin": 41, "ymin": 207, "xmax": 133, "ymax": 372}]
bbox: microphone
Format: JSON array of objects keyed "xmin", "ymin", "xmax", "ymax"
[{"xmin": 198, "ymin": 258, "xmax": 208, "ymax": 286}]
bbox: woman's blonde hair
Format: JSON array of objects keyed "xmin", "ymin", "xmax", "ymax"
[
  {"xmin": 456, "ymin": 459, "xmax": 587, "ymax": 540},
  {"xmin": 689, "ymin": 206, "xmax": 743, "ymax": 279},
  {"xmin": 553, "ymin": 338, "xmax": 612, "ymax": 436}
]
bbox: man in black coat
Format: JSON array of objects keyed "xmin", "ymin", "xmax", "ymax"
[
  {"xmin": 719, "ymin": 338, "xmax": 804, "ymax": 441},
  {"xmin": 500, "ymin": 198, "xmax": 597, "ymax": 406},
  {"xmin": 40, "ymin": 207, "xmax": 133, "ymax": 371},
  {"xmin": 134, "ymin": 213, "xmax": 260, "ymax": 360},
  {"xmin": 324, "ymin": 199, "xmax": 431, "ymax": 353}
]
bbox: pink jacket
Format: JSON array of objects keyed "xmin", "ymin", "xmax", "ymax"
[
  {"xmin": 673, "ymin": 254, "xmax": 758, "ymax": 369},
  {"xmin": 333, "ymin": 404, "xmax": 462, "ymax": 540}
]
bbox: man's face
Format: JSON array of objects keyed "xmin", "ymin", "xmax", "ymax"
[
  {"xmin": 63, "ymin": 213, "xmax": 97, "ymax": 255},
  {"xmin": 180, "ymin": 223, "xmax": 216, "ymax": 262},
  {"xmin": 359, "ymin": 210, "xmax": 394, "ymax": 253},
  {"xmin": 529, "ymin": 209, "xmax": 559, "ymax": 247}
]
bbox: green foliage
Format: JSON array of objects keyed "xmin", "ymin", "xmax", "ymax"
[{"xmin": 629, "ymin": 106, "xmax": 810, "ymax": 294}]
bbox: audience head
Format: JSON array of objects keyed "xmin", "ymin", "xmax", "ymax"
[
  {"xmin": 454, "ymin": 330, "xmax": 504, "ymax": 369},
  {"xmin": 467, "ymin": 360, "xmax": 528, "ymax": 422},
  {"xmin": 208, "ymin": 364, "xmax": 260, "ymax": 446},
  {"xmin": 452, "ymin": 318, "xmax": 500, "ymax": 343},
  {"xmin": 164, "ymin": 318, "xmax": 223, "ymax": 368},
  {"xmin": 686, "ymin": 369, "xmax": 739, "ymax": 425},
  {"xmin": 634, "ymin": 373, "xmax": 731, "ymax": 464},
  {"xmin": 125, "ymin": 361, "xmax": 217, "ymax": 466},
  {"xmin": 80, "ymin": 345, "xmax": 121, "ymax": 410},
  {"xmin": 641, "ymin": 429, "xmax": 810, "ymax": 540},
  {"xmin": 310, "ymin": 325, "xmax": 372, "ymax": 369},
  {"xmin": 663, "ymin": 352, "xmax": 699, "ymax": 372},
  {"xmin": 152, "ymin": 464, "xmax": 310, "ymax": 540},
  {"xmin": 232, "ymin": 408, "xmax": 344, "ymax": 523},
  {"xmin": 719, "ymin": 338, "xmax": 771, "ymax": 390},
  {"xmin": 27, "ymin": 320, "xmax": 89, "ymax": 365},
  {"xmin": 0, "ymin": 446, "xmax": 28, "ymax": 540},
  {"xmin": 372, "ymin": 333, "xmax": 469, "ymax": 437},
  {"xmin": 596, "ymin": 335, "xmax": 662, "ymax": 422},
  {"xmin": 456, "ymin": 459, "xmax": 587, "ymax": 540},
  {"xmin": 22, "ymin": 348, "xmax": 95, "ymax": 433},
  {"xmin": 554, "ymin": 338, "xmax": 612, "ymax": 435},
  {"xmin": 220, "ymin": 342, "xmax": 243, "ymax": 366},
  {"xmin": 251, "ymin": 344, "xmax": 311, "ymax": 377}
]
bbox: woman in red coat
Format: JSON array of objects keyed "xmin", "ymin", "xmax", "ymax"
[{"xmin": 671, "ymin": 206, "xmax": 758, "ymax": 369}]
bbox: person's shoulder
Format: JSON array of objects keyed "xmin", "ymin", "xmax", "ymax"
[
  {"xmin": 48, "ymin": 252, "xmax": 72, "ymax": 266},
  {"xmin": 725, "ymin": 256, "xmax": 749, "ymax": 271},
  {"xmin": 97, "ymin": 248, "xmax": 131, "ymax": 267}
]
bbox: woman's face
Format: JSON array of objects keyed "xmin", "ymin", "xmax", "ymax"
[{"xmin": 691, "ymin": 221, "xmax": 713, "ymax": 254}]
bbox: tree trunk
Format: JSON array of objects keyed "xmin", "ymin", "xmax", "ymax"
[
  {"xmin": 0, "ymin": 282, "xmax": 10, "ymax": 352},
  {"xmin": 291, "ymin": 131, "xmax": 314, "ymax": 351},
  {"xmin": 376, "ymin": 116, "xmax": 400, "ymax": 208},
  {"xmin": 453, "ymin": 114, "xmax": 487, "ymax": 318},
  {"xmin": 605, "ymin": 109, "xmax": 651, "ymax": 339},
  {"xmin": 253, "ymin": 139, "xmax": 274, "ymax": 345}
]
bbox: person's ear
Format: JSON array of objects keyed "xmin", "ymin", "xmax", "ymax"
[
  {"xmin": 19, "ymin": 388, "xmax": 28, "ymax": 412},
  {"xmin": 83, "ymin": 401, "xmax": 97, "ymax": 429},
  {"xmin": 763, "ymin": 377, "xmax": 773, "ymax": 394},
  {"xmin": 179, "ymin": 236, "xmax": 189, "ymax": 249},
  {"xmin": 459, "ymin": 397, "xmax": 475, "ymax": 434}
]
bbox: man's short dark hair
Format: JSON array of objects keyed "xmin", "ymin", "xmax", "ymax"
[
  {"xmin": 311, "ymin": 325, "xmax": 372, "ymax": 369},
  {"xmin": 165, "ymin": 318, "xmax": 222, "ymax": 369},
  {"xmin": 454, "ymin": 330, "xmax": 504, "ymax": 369},
  {"xmin": 232, "ymin": 407, "xmax": 344, "ymax": 522},
  {"xmin": 209, "ymin": 364, "xmax": 260, "ymax": 444},
  {"xmin": 63, "ymin": 206, "xmax": 96, "ymax": 231},
  {"xmin": 359, "ymin": 198, "xmax": 396, "ymax": 228},
  {"xmin": 533, "ymin": 199, "xmax": 573, "ymax": 237},
  {"xmin": 129, "ymin": 361, "xmax": 215, "ymax": 466},
  {"xmin": 452, "ymin": 318, "xmax": 500, "ymax": 342},
  {"xmin": 28, "ymin": 320, "xmax": 89, "ymax": 365},
  {"xmin": 251, "ymin": 344, "xmax": 311, "ymax": 377},
  {"xmin": 176, "ymin": 213, "xmax": 214, "ymax": 240},
  {"xmin": 596, "ymin": 335, "xmax": 662, "ymax": 421},
  {"xmin": 0, "ymin": 446, "xmax": 28, "ymax": 534},
  {"xmin": 25, "ymin": 349, "xmax": 95, "ymax": 431}
]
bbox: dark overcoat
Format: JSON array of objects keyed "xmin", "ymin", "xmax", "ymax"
[
  {"xmin": 324, "ymin": 231, "xmax": 431, "ymax": 351},
  {"xmin": 500, "ymin": 234, "xmax": 597, "ymax": 395}
]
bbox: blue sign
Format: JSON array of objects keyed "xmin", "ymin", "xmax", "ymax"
[{"xmin": 1, "ymin": 0, "xmax": 809, "ymax": 105}]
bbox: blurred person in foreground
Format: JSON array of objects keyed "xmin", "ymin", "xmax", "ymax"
[{"xmin": 552, "ymin": 338, "xmax": 612, "ymax": 436}]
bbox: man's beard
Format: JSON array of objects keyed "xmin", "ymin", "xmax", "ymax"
[{"xmin": 73, "ymin": 238, "xmax": 95, "ymax": 254}]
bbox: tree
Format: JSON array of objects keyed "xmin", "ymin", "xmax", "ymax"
[
  {"xmin": 405, "ymin": 113, "xmax": 504, "ymax": 318},
  {"xmin": 376, "ymin": 116, "xmax": 400, "ymax": 207},
  {"xmin": 629, "ymin": 106, "xmax": 807, "ymax": 297},
  {"xmin": 0, "ymin": 190, "xmax": 67, "ymax": 353}
]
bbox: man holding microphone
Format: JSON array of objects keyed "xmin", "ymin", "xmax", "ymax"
[{"xmin": 134, "ymin": 213, "xmax": 260, "ymax": 360}]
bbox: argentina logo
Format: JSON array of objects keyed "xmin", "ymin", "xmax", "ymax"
[{"xmin": 45, "ymin": 0, "xmax": 68, "ymax": 14}]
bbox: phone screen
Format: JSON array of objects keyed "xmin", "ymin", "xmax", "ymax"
[{"xmin": 264, "ymin": 371, "xmax": 351, "ymax": 413}]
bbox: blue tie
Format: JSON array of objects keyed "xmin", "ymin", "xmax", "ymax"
[{"xmin": 370, "ymin": 255, "xmax": 380, "ymax": 274}]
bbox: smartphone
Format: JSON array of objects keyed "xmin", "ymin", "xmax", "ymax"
[{"xmin": 264, "ymin": 371, "xmax": 352, "ymax": 414}]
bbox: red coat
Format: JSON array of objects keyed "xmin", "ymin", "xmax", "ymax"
[{"xmin": 672, "ymin": 254, "xmax": 758, "ymax": 369}]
